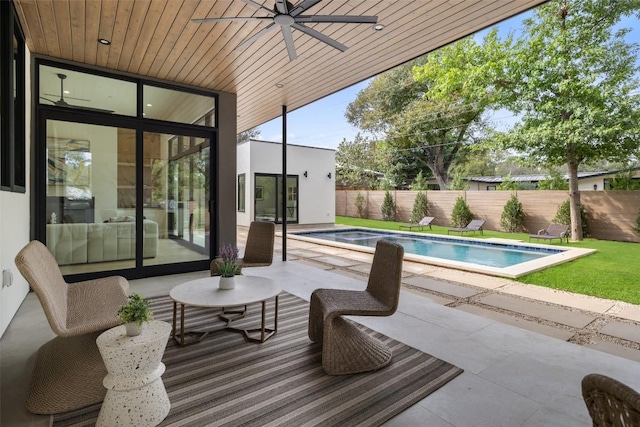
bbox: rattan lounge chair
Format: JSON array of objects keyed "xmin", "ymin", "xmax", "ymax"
[
  {"xmin": 399, "ymin": 216, "xmax": 434, "ymax": 231},
  {"xmin": 448, "ymin": 219, "xmax": 485, "ymax": 236},
  {"xmin": 529, "ymin": 223, "xmax": 569, "ymax": 243},
  {"xmin": 211, "ymin": 221, "xmax": 275, "ymax": 320},
  {"xmin": 308, "ymin": 240, "xmax": 404, "ymax": 375},
  {"xmin": 14, "ymin": 240, "xmax": 130, "ymax": 414},
  {"xmin": 582, "ymin": 373, "xmax": 640, "ymax": 426}
]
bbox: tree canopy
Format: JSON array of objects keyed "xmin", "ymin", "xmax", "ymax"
[{"xmin": 491, "ymin": 0, "xmax": 640, "ymax": 239}]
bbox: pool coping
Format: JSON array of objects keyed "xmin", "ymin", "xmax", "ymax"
[{"xmin": 287, "ymin": 226, "xmax": 596, "ymax": 279}]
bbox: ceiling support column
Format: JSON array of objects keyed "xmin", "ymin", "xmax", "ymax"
[{"xmin": 282, "ymin": 105, "xmax": 287, "ymax": 261}]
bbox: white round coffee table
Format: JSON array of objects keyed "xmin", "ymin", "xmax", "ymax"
[{"xmin": 169, "ymin": 275, "xmax": 282, "ymax": 346}]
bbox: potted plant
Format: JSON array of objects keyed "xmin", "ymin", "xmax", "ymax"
[
  {"xmin": 217, "ymin": 244, "xmax": 241, "ymax": 289},
  {"xmin": 117, "ymin": 293, "xmax": 153, "ymax": 336}
]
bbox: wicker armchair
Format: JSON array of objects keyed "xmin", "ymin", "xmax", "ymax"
[
  {"xmin": 582, "ymin": 373, "xmax": 640, "ymax": 426},
  {"xmin": 308, "ymin": 240, "xmax": 404, "ymax": 375},
  {"xmin": 14, "ymin": 240, "xmax": 130, "ymax": 414},
  {"xmin": 211, "ymin": 221, "xmax": 275, "ymax": 320}
]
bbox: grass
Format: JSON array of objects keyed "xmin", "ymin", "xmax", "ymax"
[{"xmin": 335, "ymin": 216, "xmax": 640, "ymax": 305}]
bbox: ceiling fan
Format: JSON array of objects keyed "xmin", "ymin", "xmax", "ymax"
[
  {"xmin": 40, "ymin": 73, "xmax": 114, "ymax": 113},
  {"xmin": 192, "ymin": 0, "xmax": 378, "ymax": 61}
]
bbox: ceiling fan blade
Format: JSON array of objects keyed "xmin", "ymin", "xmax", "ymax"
[
  {"xmin": 192, "ymin": 17, "xmax": 273, "ymax": 23},
  {"xmin": 289, "ymin": 0, "xmax": 322, "ymax": 17},
  {"xmin": 240, "ymin": 0, "xmax": 276, "ymax": 15},
  {"xmin": 275, "ymin": 0, "xmax": 289, "ymax": 14},
  {"xmin": 292, "ymin": 23, "xmax": 347, "ymax": 52},
  {"xmin": 295, "ymin": 15, "xmax": 378, "ymax": 24},
  {"xmin": 236, "ymin": 22, "xmax": 278, "ymax": 51},
  {"xmin": 281, "ymin": 26, "xmax": 298, "ymax": 60},
  {"xmin": 44, "ymin": 93, "xmax": 91, "ymax": 102}
]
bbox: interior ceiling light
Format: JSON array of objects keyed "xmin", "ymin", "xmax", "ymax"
[
  {"xmin": 275, "ymin": 83, "xmax": 284, "ymax": 88},
  {"xmin": 98, "ymin": 38, "xmax": 111, "ymax": 45},
  {"xmin": 192, "ymin": 0, "xmax": 378, "ymax": 61},
  {"xmin": 373, "ymin": 24, "xmax": 385, "ymax": 31}
]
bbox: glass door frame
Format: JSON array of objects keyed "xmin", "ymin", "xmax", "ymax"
[
  {"xmin": 35, "ymin": 109, "xmax": 218, "ymax": 281},
  {"xmin": 253, "ymin": 173, "xmax": 299, "ymax": 224}
]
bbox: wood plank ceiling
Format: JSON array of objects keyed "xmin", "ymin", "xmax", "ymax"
[{"xmin": 13, "ymin": 0, "xmax": 547, "ymax": 133}]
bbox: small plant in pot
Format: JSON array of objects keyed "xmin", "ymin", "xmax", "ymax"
[
  {"xmin": 117, "ymin": 293, "xmax": 153, "ymax": 337},
  {"xmin": 217, "ymin": 244, "xmax": 241, "ymax": 289}
]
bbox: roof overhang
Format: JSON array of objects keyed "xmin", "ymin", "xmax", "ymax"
[{"xmin": 13, "ymin": 0, "xmax": 547, "ymax": 133}]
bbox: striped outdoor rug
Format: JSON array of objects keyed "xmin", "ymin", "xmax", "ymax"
[{"xmin": 53, "ymin": 292, "xmax": 462, "ymax": 426}]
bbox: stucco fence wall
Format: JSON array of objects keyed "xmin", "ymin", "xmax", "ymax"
[{"xmin": 335, "ymin": 190, "xmax": 640, "ymax": 243}]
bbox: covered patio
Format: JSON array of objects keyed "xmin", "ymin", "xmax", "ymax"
[{"xmin": 3, "ymin": 231, "xmax": 640, "ymax": 426}]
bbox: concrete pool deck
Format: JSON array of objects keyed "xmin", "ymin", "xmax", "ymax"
[
  {"xmin": 288, "ymin": 226, "xmax": 596, "ymax": 278},
  {"xmin": 273, "ymin": 225, "xmax": 640, "ymax": 363}
]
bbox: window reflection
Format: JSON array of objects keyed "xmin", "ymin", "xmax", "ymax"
[{"xmin": 143, "ymin": 85, "xmax": 215, "ymax": 126}]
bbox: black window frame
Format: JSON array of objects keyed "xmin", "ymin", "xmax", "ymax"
[{"xmin": 0, "ymin": 0, "xmax": 26, "ymax": 193}]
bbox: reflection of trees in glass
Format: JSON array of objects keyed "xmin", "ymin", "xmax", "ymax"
[{"xmin": 150, "ymin": 159, "xmax": 166, "ymax": 203}]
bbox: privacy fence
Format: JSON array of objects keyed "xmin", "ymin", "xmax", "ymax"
[{"xmin": 335, "ymin": 190, "xmax": 640, "ymax": 243}]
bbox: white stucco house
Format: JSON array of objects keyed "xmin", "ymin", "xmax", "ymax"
[{"xmin": 237, "ymin": 139, "xmax": 335, "ymax": 227}]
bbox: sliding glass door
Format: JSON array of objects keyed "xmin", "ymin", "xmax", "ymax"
[{"xmin": 254, "ymin": 174, "xmax": 298, "ymax": 223}]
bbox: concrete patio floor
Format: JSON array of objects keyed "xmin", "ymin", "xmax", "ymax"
[{"xmin": 2, "ymin": 229, "xmax": 640, "ymax": 426}]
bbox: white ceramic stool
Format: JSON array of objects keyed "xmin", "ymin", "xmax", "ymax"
[{"xmin": 96, "ymin": 320, "xmax": 171, "ymax": 426}]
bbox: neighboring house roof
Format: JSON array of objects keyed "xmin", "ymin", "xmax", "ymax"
[
  {"xmin": 241, "ymin": 139, "xmax": 336, "ymax": 152},
  {"xmin": 466, "ymin": 168, "xmax": 640, "ymax": 183}
]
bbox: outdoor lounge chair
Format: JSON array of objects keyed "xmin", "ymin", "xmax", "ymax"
[
  {"xmin": 529, "ymin": 223, "xmax": 569, "ymax": 243},
  {"xmin": 448, "ymin": 219, "xmax": 485, "ymax": 236},
  {"xmin": 14, "ymin": 240, "xmax": 130, "ymax": 414},
  {"xmin": 582, "ymin": 373, "xmax": 640, "ymax": 426},
  {"xmin": 308, "ymin": 240, "xmax": 404, "ymax": 375},
  {"xmin": 399, "ymin": 216, "xmax": 434, "ymax": 231}
]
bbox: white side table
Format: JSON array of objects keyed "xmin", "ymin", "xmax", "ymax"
[{"xmin": 96, "ymin": 320, "xmax": 172, "ymax": 427}]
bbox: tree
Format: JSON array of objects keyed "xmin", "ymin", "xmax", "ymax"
[
  {"xmin": 496, "ymin": 175, "xmax": 519, "ymax": 191},
  {"xmin": 237, "ymin": 127, "xmax": 261, "ymax": 143},
  {"xmin": 335, "ymin": 133, "xmax": 380, "ymax": 188},
  {"xmin": 411, "ymin": 191, "xmax": 429, "ymax": 223},
  {"xmin": 450, "ymin": 196, "xmax": 473, "ymax": 228},
  {"xmin": 553, "ymin": 199, "xmax": 589, "ymax": 237},
  {"xmin": 412, "ymin": 171, "xmax": 429, "ymax": 190},
  {"xmin": 538, "ymin": 170, "xmax": 569, "ymax": 190},
  {"xmin": 500, "ymin": 194, "xmax": 525, "ymax": 232},
  {"xmin": 381, "ymin": 190, "xmax": 397, "ymax": 221},
  {"xmin": 609, "ymin": 168, "xmax": 640, "ymax": 190},
  {"xmin": 345, "ymin": 31, "xmax": 509, "ymax": 189},
  {"xmin": 492, "ymin": 0, "xmax": 640, "ymax": 240}
]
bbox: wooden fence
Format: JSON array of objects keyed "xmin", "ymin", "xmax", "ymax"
[{"xmin": 335, "ymin": 190, "xmax": 640, "ymax": 243}]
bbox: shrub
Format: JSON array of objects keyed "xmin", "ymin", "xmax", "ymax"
[
  {"xmin": 450, "ymin": 196, "xmax": 473, "ymax": 228},
  {"xmin": 499, "ymin": 194, "xmax": 525, "ymax": 232},
  {"xmin": 355, "ymin": 192, "xmax": 367, "ymax": 218},
  {"xmin": 635, "ymin": 208, "xmax": 640, "ymax": 233},
  {"xmin": 553, "ymin": 199, "xmax": 589, "ymax": 237},
  {"xmin": 412, "ymin": 171, "xmax": 428, "ymax": 190},
  {"xmin": 381, "ymin": 190, "xmax": 396, "ymax": 221},
  {"xmin": 410, "ymin": 191, "xmax": 429, "ymax": 223}
]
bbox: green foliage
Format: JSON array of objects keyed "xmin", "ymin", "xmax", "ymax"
[
  {"xmin": 237, "ymin": 127, "xmax": 260, "ymax": 143},
  {"xmin": 636, "ymin": 209, "xmax": 640, "ymax": 233},
  {"xmin": 412, "ymin": 171, "xmax": 428, "ymax": 190},
  {"xmin": 335, "ymin": 133, "xmax": 380, "ymax": 188},
  {"xmin": 447, "ymin": 173, "xmax": 467, "ymax": 190},
  {"xmin": 496, "ymin": 175, "xmax": 519, "ymax": 190},
  {"xmin": 410, "ymin": 191, "xmax": 429, "ymax": 223},
  {"xmin": 450, "ymin": 196, "xmax": 473, "ymax": 228},
  {"xmin": 381, "ymin": 190, "xmax": 397, "ymax": 221},
  {"xmin": 538, "ymin": 170, "xmax": 569, "ymax": 190},
  {"xmin": 355, "ymin": 193, "xmax": 367, "ymax": 219},
  {"xmin": 609, "ymin": 169, "xmax": 640, "ymax": 190},
  {"xmin": 553, "ymin": 199, "xmax": 589, "ymax": 237},
  {"xmin": 117, "ymin": 294, "xmax": 153, "ymax": 326},
  {"xmin": 499, "ymin": 194, "xmax": 525, "ymax": 232}
]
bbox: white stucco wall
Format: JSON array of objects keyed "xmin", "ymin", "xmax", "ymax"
[
  {"xmin": 0, "ymin": 50, "xmax": 31, "ymax": 338},
  {"xmin": 236, "ymin": 139, "xmax": 335, "ymax": 227}
]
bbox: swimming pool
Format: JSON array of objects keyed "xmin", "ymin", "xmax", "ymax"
[{"xmin": 289, "ymin": 228, "xmax": 596, "ymax": 278}]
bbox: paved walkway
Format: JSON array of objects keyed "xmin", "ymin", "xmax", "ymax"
[{"xmin": 267, "ymin": 228, "xmax": 640, "ymax": 363}]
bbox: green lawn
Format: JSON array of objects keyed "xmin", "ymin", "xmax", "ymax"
[{"xmin": 335, "ymin": 216, "xmax": 640, "ymax": 305}]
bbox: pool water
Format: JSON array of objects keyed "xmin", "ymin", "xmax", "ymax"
[{"xmin": 296, "ymin": 230, "xmax": 564, "ymax": 269}]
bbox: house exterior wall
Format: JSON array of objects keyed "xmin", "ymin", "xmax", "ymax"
[
  {"xmin": 0, "ymin": 50, "xmax": 31, "ymax": 338},
  {"xmin": 236, "ymin": 140, "xmax": 335, "ymax": 227}
]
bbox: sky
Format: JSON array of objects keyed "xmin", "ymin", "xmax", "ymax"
[{"xmin": 257, "ymin": 6, "xmax": 640, "ymax": 150}]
